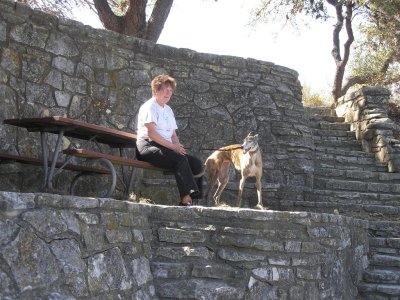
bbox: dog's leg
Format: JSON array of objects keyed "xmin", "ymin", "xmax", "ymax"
[
  {"xmin": 203, "ymin": 158, "xmax": 218, "ymax": 207},
  {"xmin": 236, "ymin": 175, "xmax": 247, "ymax": 208},
  {"xmin": 213, "ymin": 161, "xmax": 230, "ymax": 206},
  {"xmin": 255, "ymin": 175, "xmax": 263, "ymax": 210},
  {"xmin": 205, "ymin": 171, "xmax": 218, "ymax": 207}
]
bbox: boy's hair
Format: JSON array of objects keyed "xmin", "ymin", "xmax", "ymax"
[{"xmin": 151, "ymin": 75, "xmax": 176, "ymax": 96}]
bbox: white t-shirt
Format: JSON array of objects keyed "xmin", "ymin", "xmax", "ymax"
[{"xmin": 137, "ymin": 97, "xmax": 178, "ymax": 143}]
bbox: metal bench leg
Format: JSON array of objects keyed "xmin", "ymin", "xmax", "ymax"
[
  {"xmin": 47, "ymin": 130, "xmax": 64, "ymax": 190},
  {"xmin": 69, "ymin": 158, "xmax": 117, "ymax": 198},
  {"xmin": 126, "ymin": 168, "xmax": 136, "ymax": 196},
  {"xmin": 40, "ymin": 131, "xmax": 48, "ymax": 188},
  {"xmin": 69, "ymin": 173, "xmax": 85, "ymax": 196}
]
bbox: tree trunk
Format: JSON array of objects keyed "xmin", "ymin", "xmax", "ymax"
[
  {"xmin": 93, "ymin": 0, "xmax": 173, "ymax": 42},
  {"xmin": 146, "ymin": 0, "xmax": 173, "ymax": 42},
  {"xmin": 327, "ymin": 0, "xmax": 355, "ymax": 103}
]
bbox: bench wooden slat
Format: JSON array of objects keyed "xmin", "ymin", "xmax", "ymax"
[
  {"xmin": 63, "ymin": 148, "xmax": 167, "ymax": 171},
  {"xmin": 0, "ymin": 151, "xmax": 110, "ymax": 174}
]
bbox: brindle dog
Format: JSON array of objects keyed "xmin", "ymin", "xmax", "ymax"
[{"xmin": 204, "ymin": 132, "xmax": 263, "ymax": 209}]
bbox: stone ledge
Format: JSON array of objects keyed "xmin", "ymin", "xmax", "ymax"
[{"xmin": 0, "ymin": 191, "xmax": 369, "ymax": 299}]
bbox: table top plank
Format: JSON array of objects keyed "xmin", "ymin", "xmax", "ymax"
[{"xmin": 4, "ymin": 116, "xmax": 137, "ymax": 148}]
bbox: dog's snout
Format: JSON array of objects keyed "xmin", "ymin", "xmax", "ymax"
[{"xmin": 242, "ymin": 145, "xmax": 250, "ymax": 154}]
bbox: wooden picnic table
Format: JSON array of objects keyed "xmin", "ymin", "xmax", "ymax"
[{"xmin": 3, "ymin": 116, "xmax": 144, "ymax": 197}]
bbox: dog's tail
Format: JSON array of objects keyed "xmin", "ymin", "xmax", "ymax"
[
  {"xmin": 193, "ymin": 158, "xmax": 210, "ymax": 178},
  {"xmin": 193, "ymin": 170, "xmax": 205, "ymax": 178}
]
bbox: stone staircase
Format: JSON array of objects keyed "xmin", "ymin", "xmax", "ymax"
[
  {"xmin": 295, "ymin": 107, "xmax": 400, "ymax": 299},
  {"xmin": 359, "ymin": 237, "xmax": 400, "ymax": 299}
]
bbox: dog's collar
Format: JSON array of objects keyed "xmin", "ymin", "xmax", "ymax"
[
  {"xmin": 245, "ymin": 145, "xmax": 259, "ymax": 153},
  {"xmin": 250, "ymin": 145, "xmax": 259, "ymax": 152}
]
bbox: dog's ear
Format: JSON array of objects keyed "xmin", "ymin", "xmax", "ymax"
[{"xmin": 247, "ymin": 131, "xmax": 258, "ymax": 138}]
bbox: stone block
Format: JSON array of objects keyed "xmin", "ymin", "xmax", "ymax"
[
  {"xmin": 87, "ymin": 247, "xmax": 132, "ymax": 293},
  {"xmin": 158, "ymin": 227, "xmax": 207, "ymax": 243},
  {"xmin": 151, "ymin": 262, "xmax": 191, "ymax": 278}
]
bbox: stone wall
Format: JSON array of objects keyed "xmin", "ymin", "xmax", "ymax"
[
  {"xmin": 0, "ymin": 191, "xmax": 369, "ymax": 299},
  {"xmin": 0, "ymin": 191, "xmax": 157, "ymax": 299},
  {"xmin": 0, "ymin": 0, "xmax": 314, "ymax": 208},
  {"xmin": 336, "ymin": 86, "xmax": 400, "ymax": 172}
]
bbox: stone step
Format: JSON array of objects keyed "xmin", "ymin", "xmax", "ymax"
[
  {"xmin": 315, "ymin": 153, "xmax": 384, "ymax": 168},
  {"xmin": 316, "ymin": 122, "xmax": 351, "ymax": 131},
  {"xmin": 308, "ymin": 115, "xmax": 345, "ymax": 124},
  {"xmin": 315, "ymin": 168, "xmax": 400, "ymax": 183},
  {"xmin": 316, "ymin": 163, "xmax": 387, "ymax": 173},
  {"xmin": 369, "ymin": 220, "xmax": 400, "ymax": 238},
  {"xmin": 363, "ymin": 269, "xmax": 400, "ymax": 284},
  {"xmin": 369, "ymin": 238, "xmax": 400, "ymax": 255},
  {"xmin": 313, "ymin": 135, "xmax": 357, "ymax": 143},
  {"xmin": 283, "ymin": 200, "xmax": 400, "ymax": 220},
  {"xmin": 284, "ymin": 201, "xmax": 400, "ymax": 238},
  {"xmin": 358, "ymin": 282, "xmax": 400, "ymax": 297},
  {"xmin": 314, "ymin": 139, "xmax": 362, "ymax": 149},
  {"xmin": 313, "ymin": 128, "xmax": 355, "ymax": 138},
  {"xmin": 313, "ymin": 178, "xmax": 400, "ymax": 194},
  {"xmin": 306, "ymin": 188, "xmax": 400, "ymax": 204},
  {"xmin": 281, "ymin": 200, "xmax": 365, "ymax": 215},
  {"xmin": 307, "ymin": 192, "xmax": 396, "ymax": 206},
  {"xmin": 305, "ymin": 106, "xmax": 337, "ymax": 117},
  {"xmin": 316, "ymin": 147, "xmax": 376, "ymax": 158},
  {"xmin": 309, "ymin": 119, "xmax": 346, "ymax": 129},
  {"xmin": 369, "ymin": 254, "xmax": 400, "ymax": 268}
]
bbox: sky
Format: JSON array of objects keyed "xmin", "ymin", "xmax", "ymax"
[{"xmin": 73, "ymin": 0, "xmax": 337, "ymax": 95}]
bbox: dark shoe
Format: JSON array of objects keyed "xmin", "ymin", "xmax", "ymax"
[
  {"xmin": 189, "ymin": 189, "xmax": 199, "ymax": 199},
  {"xmin": 191, "ymin": 198, "xmax": 201, "ymax": 206}
]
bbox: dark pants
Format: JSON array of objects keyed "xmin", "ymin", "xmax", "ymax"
[{"xmin": 136, "ymin": 140, "xmax": 203, "ymax": 199}]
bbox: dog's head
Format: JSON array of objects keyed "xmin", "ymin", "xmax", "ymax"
[{"xmin": 241, "ymin": 132, "xmax": 259, "ymax": 154}]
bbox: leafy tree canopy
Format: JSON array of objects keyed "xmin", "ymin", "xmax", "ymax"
[
  {"xmin": 250, "ymin": 0, "xmax": 400, "ymax": 103},
  {"xmin": 350, "ymin": 0, "xmax": 400, "ymax": 96}
]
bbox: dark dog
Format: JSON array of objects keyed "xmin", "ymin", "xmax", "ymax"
[{"xmin": 203, "ymin": 132, "xmax": 263, "ymax": 209}]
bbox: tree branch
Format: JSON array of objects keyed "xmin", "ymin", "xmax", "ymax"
[
  {"xmin": 146, "ymin": 0, "xmax": 173, "ymax": 42},
  {"xmin": 93, "ymin": 0, "xmax": 123, "ymax": 32},
  {"xmin": 122, "ymin": 0, "xmax": 147, "ymax": 37},
  {"xmin": 342, "ymin": 2, "xmax": 355, "ymax": 66},
  {"xmin": 335, "ymin": 1, "xmax": 355, "ymax": 99},
  {"xmin": 327, "ymin": 0, "xmax": 356, "ymax": 101},
  {"xmin": 328, "ymin": 0, "xmax": 342, "ymax": 63},
  {"xmin": 341, "ymin": 75, "xmax": 367, "ymax": 96}
]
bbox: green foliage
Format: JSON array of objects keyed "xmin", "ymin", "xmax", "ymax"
[
  {"xmin": 302, "ymin": 84, "xmax": 332, "ymax": 107},
  {"xmin": 350, "ymin": 41, "xmax": 392, "ymax": 83},
  {"xmin": 250, "ymin": 0, "xmax": 330, "ymax": 26},
  {"xmin": 388, "ymin": 102, "xmax": 400, "ymax": 140},
  {"xmin": 388, "ymin": 93, "xmax": 400, "ymax": 139},
  {"xmin": 350, "ymin": 0, "xmax": 400, "ymax": 93}
]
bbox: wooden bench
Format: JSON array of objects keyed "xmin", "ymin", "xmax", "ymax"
[
  {"xmin": 63, "ymin": 148, "xmax": 167, "ymax": 171},
  {"xmin": 0, "ymin": 151, "xmax": 112, "ymax": 195},
  {"xmin": 62, "ymin": 148, "xmax": 171, "ymax": 197},
  {"xmin": 0, "ymin": 151, "xmax": 110, "ymax": 174}
]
